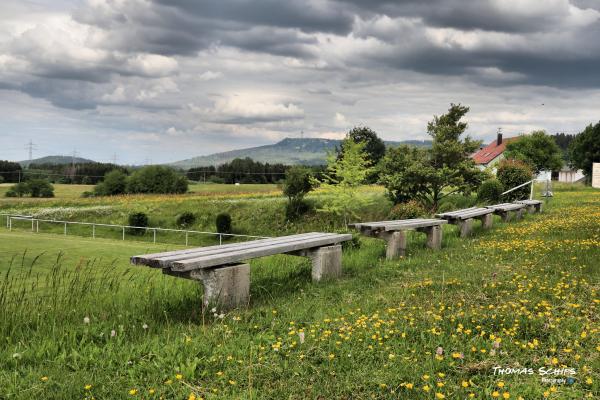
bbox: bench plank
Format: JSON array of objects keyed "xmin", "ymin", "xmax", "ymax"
[
  {"xmin": 352, "ymin": 218, "xmax": 447, "ymax": 231},
  {"xmin": 486, "ymin": 203, "xmax": 527, "ymax": 212},
  {"xmin": 436, "ymin": 207, "xmax": 493, "ymax": 220},
  {"xmin": 132, "ymin": 232, "xmax": 326, "ymax": 268},
  {"xmin": 170, "ymin": 233, "xmax": 352, "ymax": 271}
]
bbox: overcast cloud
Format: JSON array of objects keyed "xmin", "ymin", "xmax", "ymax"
[{"xmin": 1, "ymin": 0, "xmax": 599, "ymax": 164}]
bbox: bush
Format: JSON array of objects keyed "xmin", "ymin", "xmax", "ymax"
[
  {"xmin": 477, "ymin": 179, "xmax": 504, "ymax": 203},
  {"xmin": 216, "ymin": 213, "xmax": 232, "ymax": 235},
  {"xmin": 11, "ymin": 182, "xmax": 30, "ymax": 197},
  {"xmin": 94, "ymin": 170, "xmax": 128, "ymax": 196},
  {"xmin": 127, "ymin": 166, "xmax": 188, "ymax": 194},
  {"xmin": 28, "ymin": 179, "xmax": 54, "ymax": 198},
  {"xmin": 285, "ymin": 198, "xmax": 313, "ymax": 221},
  {"xmin": 176, "ymin": 212, "xmax": 196, "ymax": 228},
  {"xmin": 497, "ymin": 160, "xmax": 533, "ymax": 201},
  {"xmin": 4, "ymin": 189, "xmax": 17, "ymax": 197},
  {"xmin": 128, "ymin": 212, "xmax": 149, "ymax": 236},
  {"xmin": 283, "ymin": 166, "xmax": 313, "ymax": 220},
  {"xmin": 388, "ymin": 200, "xmax": 427, "ymax": 220}
]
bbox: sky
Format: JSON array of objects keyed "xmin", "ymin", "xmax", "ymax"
[{"xmin": 1, "ymin": 0, "xmax": 599, "ymax": 164}]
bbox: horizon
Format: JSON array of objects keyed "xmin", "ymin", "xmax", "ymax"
[{"xmin": 1, "ymin": 0, "xmax": 599, "ymax": 164}]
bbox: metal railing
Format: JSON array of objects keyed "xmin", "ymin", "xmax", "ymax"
[
  {"xmin": 1, "ymin": 214, "xmax": 269, "ymax": 246},
  {"xmin": 501, "ymin": 179, "xmax": 536, "ymax": 200}
]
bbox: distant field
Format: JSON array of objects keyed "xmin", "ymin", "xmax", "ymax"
[{"xmin": 0, "ymin": 184, "xmax": 598, "ymax": 399}]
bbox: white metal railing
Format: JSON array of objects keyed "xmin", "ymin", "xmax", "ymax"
[
  {"xmin": 1, "ymin": 214, "xmax": 269, "ymax": 246},
  {"xmin": 501, "ymin": 179, "xmax": 537, "ymax": 200}
]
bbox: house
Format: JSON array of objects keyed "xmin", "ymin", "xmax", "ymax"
[
  {"xmin": 471, "ymin": 133, "xmax": 519, "ymax": 171},
  {"xmin": 557, "ymin": 167, "xmax": 585, "ymax": 183}
]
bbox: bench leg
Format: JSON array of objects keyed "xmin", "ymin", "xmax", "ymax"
[
  {"xmin": 384, "ymin": 231, "xmax": 406, "ymax": 260},
  {"xmin": 424, "ymin": 225, "xmax": 442, "ymax": 250},
  {"xmin": 199, "ymin": 263, "xmax": 250, "ymax": 310},
  {"xmin": 527, "ymin": 205, "xmax": 536, "ymax": 214},
  {"xmin": 536, "ymin": 203, "xmax": 543, "ymax": 213},
  {"xmin": 500, "ymin": 211, "xmax": 511, "ymax": 222},
  {"xmin": 309, "ymin": 245, "xmax": 342, "ymax": 282},
  {"xmin": 457, "ymin": 218, "xmax": 473, "ymax": 237},
  {"xmin": 515, "ymin": 209, "xmax": 524, "ymax": 220},
  {"xmin": 480, "ymin": 214, "xmax": 493, "ymax": 230}
]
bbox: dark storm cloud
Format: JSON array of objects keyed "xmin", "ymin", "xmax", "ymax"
[{"xmin": 154, "ymin": 0, "xmax": 355, "ymax": 35}]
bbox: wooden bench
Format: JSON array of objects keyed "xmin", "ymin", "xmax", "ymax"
[
  {"xmin": 349, "ymin": 219, "xmax": 447, "ymax": 260},
  {"xmin": 435, "ymin": 207, "xmax": 494, "ymax": 237},
  {"xmin": 515, "ymin": 199, "xmax": 543, "ymax": 213},
  {"xmin": 131, "ymin": 232, "xmax": 352, "ymax": 309},
  {"xmin": 486, "ymin": 203, "xmax": 527, "ymax": 222}
]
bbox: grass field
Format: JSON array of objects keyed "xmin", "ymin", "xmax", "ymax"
[{"xmin": 0, "ymin": 184, "xmax": 598, "ymax": 399}]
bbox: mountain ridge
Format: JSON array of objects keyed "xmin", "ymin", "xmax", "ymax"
[
  {"xmin": 19, "ymin": 155, "xmax": 96, "ymax": 167},
  {"xmin": 170, "ymin": 137, "xmax": 432, "ymax": 168}
]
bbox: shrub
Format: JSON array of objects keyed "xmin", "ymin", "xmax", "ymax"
[
  {"xmin": 388, "ymin": 200, "xmax": 426, "ymax": 220},
  {"xmin": 215, "ymin": 213, "xmax": 232, "ymax": 235},
  {"xmin": 127, "ymin": 166, "xmax": 188, "ymax": 194},
  {"xmin": 285, "ymin": 198, "xmax": 312, "ymax": 221},
  {"xmin": 128, "ymin": 212, "xmax": 148, "ymax": 236},
  {"xmin": 28, "ymin": 179, "xmax": 54, "ymax": 198},
  {"xmin": 4, "ymin": 189, "xmax": 17, "ymax": 197},
  {"xmin": 6, "ymin": 182, "xmax": 30, "ymax": 197},
  {"xmin": 477, "ymin": 179, "xmax": 504, "ymax": 203},
  {"xmin": 176, "ymin": 212, "xmax": 196, "ymax": 228},
  {"xmin": 95, "ymin": 170, "xmax": 127, "ymax": 196},
  {"xmin": 497, "ymin": 159, "xmax": 533, "ymax": 201}
]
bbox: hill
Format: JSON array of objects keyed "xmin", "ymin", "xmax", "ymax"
[
  {"xmin": 170, "ymin": 137, "xmax": 432, "ymax": 168},
  {"xmin": 19, "ymin": 155, "xmax": 96, "ymax": 168}
]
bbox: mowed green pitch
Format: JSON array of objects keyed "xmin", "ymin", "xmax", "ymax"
[{"xmin": 0, "ymin": 185, "xmax": 598, "ymax": 399}]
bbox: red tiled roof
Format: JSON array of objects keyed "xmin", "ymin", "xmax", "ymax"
[{"xmin": 472, "ymin": 136, "xmax": 519, "ymax": 165}]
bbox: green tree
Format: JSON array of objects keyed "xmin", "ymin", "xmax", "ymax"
[
  {"xmin": 282, "ymin": 166, "xmax": 313, "ymax": 220},
  {"xmin": 27, "ymin": 179, "xmax": 54, "ymax": 198},
  {"xmin": 313, "ymin": 138, "xmax": 373, "ymax": 226},
  {"xmin": 569, "ymin": 122, "xmax": 600, "ymax": 179},
  {"xmin": 496, "ymin": 160, "xmax": 533, "ymax": 201},
  {"xmin": 94, "ymin": 170, "xmax": 128, "ymax": 196},
  {"xmin": 504, "ymin": 130, "xmax": 563, "ymax": 173},
  {"xmin": 127, "ymin": 166, "xmax": 188, "ymax": 194},
  {"xmin": 379, "ymin": 104, "xmax": 485, "ymax": 209}
]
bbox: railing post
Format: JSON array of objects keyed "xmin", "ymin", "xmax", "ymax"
[
  {"xmin": 153, "ymin": 229, "xmax": 156, "ymax": 244},
  {"xmin": 185, "ymin": 231, "xmax": 188, "ymax": 246},
  {"xmin": 64, "ymin": 222, "xmax": 67, "ymax": 235},
  {"xmin": 9, "ymin": 217, "xmax": 12, "ymax": 231},
  {"xmin": 92, "ymin": 224, "xmax": 95, "ymax": 239},
  {"xmin": 31, "ymin": 219, "xmax": 34, "ymax": 232},
  {"xmin": 530, "ymin": 180, "xmax": 534, "ymax": 200},
  {"xmin": 219, "ymin": 234, "xmax": 222, "ymax": 245},
  {"xmin": 122, "ymin": 226, "xmax": 125, "ymax": 241},
  {"xmin": 36, "ymin": 220, "xmax": 39, "ymax": 233}
]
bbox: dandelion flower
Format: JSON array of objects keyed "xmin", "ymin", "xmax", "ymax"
[
  {"xmin": 175, "ymin": 374, "xmax": 183, "ymax": 380},
  {"xmin": 41, "ymin": 376, "xmax": 49, "ymax": 382},
  {"xmin": 84, "ymin": 384, "xmax": 92, "ymax": 390},
  {"xmin": 129, "ymin": 389, "xmax": 137, "ymax": 395},
  {"xmin": 83, "ymin": 317, "xmax": 90, "ymax": 324}
]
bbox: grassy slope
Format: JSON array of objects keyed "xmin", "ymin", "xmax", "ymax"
[{"xmin": 0, "ymin": 185, "xmax": 598, "ymax": 399}]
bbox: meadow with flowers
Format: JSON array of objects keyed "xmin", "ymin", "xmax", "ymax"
[{"xmin": 0, "ymin": 183, "xmax": 598, "ymax": 399}]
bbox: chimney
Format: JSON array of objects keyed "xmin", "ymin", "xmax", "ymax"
[{"xmin": 497, "ymin": 132, "xmax": 503, "ymax": 146}]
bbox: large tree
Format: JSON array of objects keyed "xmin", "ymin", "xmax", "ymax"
[
  {"xmin": 346, "ymin": 126, "xmax": 386, "ymax": 166},
  {"xmin": 504, "ymin": 130, "xmax": 563, "ymax": 173},
  {"xmin": 379, "ymin": 104, "xmax": 485, "ymax": 208},
  {"xmin": 569, "ymin": 121, "xmax": 600, "ymax": 179}
]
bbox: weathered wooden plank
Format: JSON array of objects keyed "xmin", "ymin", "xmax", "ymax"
[
  {"xmin": 351, "ymin": 219, "xmax": 445, "ymax": 230},
  {"xmin": 132, "ymin": 232, "xmax": 325, "ymax": 267},
  {"xmin": 436, "ymin": 207, "xmax": 494, "ymax": 220},
  {"xmin": 515, "ymin": 200, "xmax": 542, "ymax": 205},
  {"xmin": 381, "ymin": 219, "xmax": 448, "ymax": 231},
  {"xmin": 486, "ymin": 203, "xmax": 527, "ymax": 212},
  {"xmin": 170, "ymin": 234, "xmax": 353, "ymax": 271}
]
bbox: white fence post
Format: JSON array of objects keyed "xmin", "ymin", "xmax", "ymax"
[
  {"xmin": 122, "ymin": 226, "xmax": 125, "ymax": 241},
  {"xmin": 64, "ymin": 222, "xmax": 67, "ymax": 235},
  {"xmin": 92, "ymin": 224, "xmax": 95, "ymax": 239},
  {"xmin": 185, "ymin": 231, "xmax": 189, "ymax": 246},
  {"xmin": 153, "ymin": 229, "xmax": 156, "ymax": 244}
]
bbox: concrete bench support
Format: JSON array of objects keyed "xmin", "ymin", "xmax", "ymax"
[
  {"xmin": 481, "ymin": 213, "xmax": 493, "ymax": 229},
  {"xmin": 420, "ymin": 225, "xmax": 442, "ymax": 250},
  {"xmin": 499, "ymin": 211, "xmax": 511, "ymax": 222},
  {"xmin": 457, "ymin": 218, "xmax": 473, "ymax": 237},
  {"xmin": 308, "ymin": 245, "xmax": 342, "ymax": 282},
  {"xmin": 384, "ymin": 231, "xmax": 407, "ymax": 260},
  {"xmin": 164, "ymin": 263, "xmax": 250, "ymax": 310}
]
